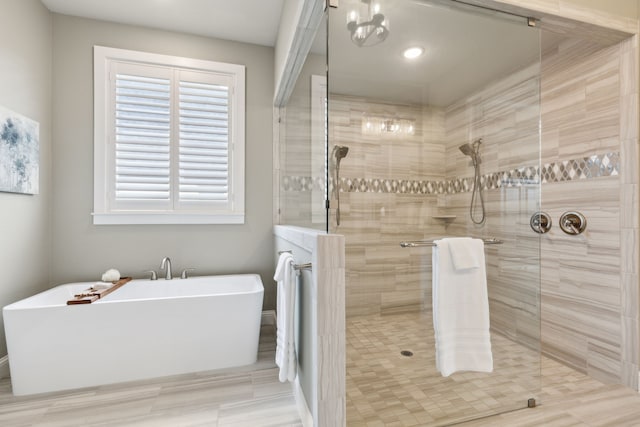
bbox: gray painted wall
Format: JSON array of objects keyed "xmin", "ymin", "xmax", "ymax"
[
  {"xmin": 51, "ymin": 14, "xmax": 277, "ymax": 310},
  {"xmin": 0, "ymin": 0, "xmax": 52, "ymax": 357}
]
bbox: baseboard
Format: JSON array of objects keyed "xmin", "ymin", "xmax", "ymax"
[
  {"xmin": 294, "ymin": 375, "xmax": 314, "ymax": 427},
  {"xmin": 0, "ymin": 355, "xmax": 9, "ymax": 379},
  {"xmin": 262, "ymin": 310, "xmax": 276, "ymax": 326}
]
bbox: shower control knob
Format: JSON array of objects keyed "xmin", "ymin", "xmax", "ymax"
[
  {"xmin": 559, "ymin": 211, "xmax": 586, "ymax": 235},
  {"xmin": 530, "ymin": 212, "xmax": 551, "ymax": 234}
]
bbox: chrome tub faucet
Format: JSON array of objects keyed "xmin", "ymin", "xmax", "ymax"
[
  {"xmin": 160, "ymin": 257, "xmax": 172, "ymax": 280},
  {"xmin": 181, "ymin": 268, "xmax": 195, "ymax": 279}
]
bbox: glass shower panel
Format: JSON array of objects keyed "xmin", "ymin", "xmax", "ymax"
[
  {"xmin": 278, "ymin": 15, "xmax": 328, "ymax": 230},
  {"xmin": 329, "ymin": 0, "xmax": 541, "ymax": 425}
]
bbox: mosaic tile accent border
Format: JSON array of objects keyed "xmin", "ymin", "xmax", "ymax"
[
  {"xmin": 281, "ymin": 175, "xmax": 325, "ymax": 192},
  {"xmin": 281, "ymin": 152, "xmax": 620, "ymax": 194}
]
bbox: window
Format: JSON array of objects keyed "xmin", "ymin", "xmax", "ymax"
[{"xmin": 93, "ymin": 46, "xmax": 245, "ymax": 224}]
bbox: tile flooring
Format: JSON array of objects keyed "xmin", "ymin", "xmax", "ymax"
[
  {"xmin": 347, "ymin": 311, "xmax": 540, "ymax": 426},
  {"xmin": 0, "ymin": 325, "xmax": 302, "ymax": 427},
  {"xmin": 347, "ymin": 311, "xmax": 640, "ymax": 427},
  {"xmin": 2, "ymin": 318, "xmax": 640, "ymax": 426}
]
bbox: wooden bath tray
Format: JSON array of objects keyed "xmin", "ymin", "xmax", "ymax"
[{"xmin": 67, "ymin": 277, "xmax": 132, "ymax": 305}]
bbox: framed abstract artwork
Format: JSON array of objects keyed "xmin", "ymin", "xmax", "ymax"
[{"xmin": 0, "ymin": 105, "xmax": 39, "ymax": 195}]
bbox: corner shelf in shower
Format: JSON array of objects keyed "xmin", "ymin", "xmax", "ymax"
[{"xmin": 432, "ymin": 215, "xmax": 457, "ymax": 221}]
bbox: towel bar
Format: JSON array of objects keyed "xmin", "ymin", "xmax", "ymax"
[
  {"xmin": 278, "ymin": 250, "xmax": 313, "ymax": 271},
  {"xmin": 400, "ymin": 238, "xmax": 503, "ymax": 248},
  {"xmin": 294, "ymin": 262, "xmax": 312, "ymax": 271}
]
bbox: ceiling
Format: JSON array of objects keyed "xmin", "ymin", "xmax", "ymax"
[
  {"xmin": 40, "ymin": 0, "xmax": 285, "ymax": 47},
  {"xmin": 327, "ymin": 0, "xmax": 548, "ymax": 106},
  {"xmin": 40, "ymin": 0, "xmax": 566, "ymax": 107}
]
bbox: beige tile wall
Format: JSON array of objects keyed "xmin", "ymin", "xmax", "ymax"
[
  {"xmin": 328, "ymin": 96, "xmax": 447, "ymax": 316},
  {"xmin": 538, "ymin": 37, "xmax": 634, "ymax": 386},
  {"xmin": 327, "ymin": 62, "xmax": 542, "ymax": 334},
  {"xmin": 443, "ymin": 62, "xmax": 542, "ymax": 351},
  {"xmin": 618, "ymin": 33, "xmax": 639, "ymax": 391}
]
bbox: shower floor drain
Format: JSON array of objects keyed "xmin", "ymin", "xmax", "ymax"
[{"xmin": 400, "ymin": 350, "xmax": 414, "ymax": 357}]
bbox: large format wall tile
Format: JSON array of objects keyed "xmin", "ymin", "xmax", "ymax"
[
  {"xmin": 539, "ymin": 36, "xmax": 635, "ymax": 386},
  {"xmin": 328, "ymin": 97, "xmax": 447, "ymax": 317},
  {"xmin": 280, "ymin": 18, "xmax": 637, "ymax": 389}
]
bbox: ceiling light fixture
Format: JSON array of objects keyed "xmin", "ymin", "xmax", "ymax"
[
  {"xmin": 362, "ymin": 114, "xmax": 415, "ymax": 137},
  {"xmin": 403, "ymin": 46, "xmax": 424, "ymax": 59},
  {"xmin": 347, "ymin": 0, "xmax": 390, "ymax": 47}
]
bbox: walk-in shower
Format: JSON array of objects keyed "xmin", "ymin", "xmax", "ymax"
[
  {"xmin": 459, "ymin": 138, "xmax": 486, "ymax": 224},
  {"xmin": 277, "ymin": 0, "xmax": 544, "ymax": 423},
  {"xmin": 328, "ymin": 0, "xmax": 542, "ymax": 425}
]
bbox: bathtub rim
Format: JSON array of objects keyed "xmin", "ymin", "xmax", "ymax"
[{"xmin": 3, "ymin": 273, "xmax": 264, "ymax": 310}]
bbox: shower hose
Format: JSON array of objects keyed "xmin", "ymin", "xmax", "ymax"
[{"xmin": 470, "ymin": 161, "xmax": 486, "ymax": 224}]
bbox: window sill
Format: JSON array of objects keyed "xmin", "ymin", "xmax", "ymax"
[{"xmin": 92, "ymin": 212, "xmax": 245, "ymax": 225}]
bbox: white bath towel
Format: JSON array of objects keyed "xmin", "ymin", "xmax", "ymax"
[
  {"xmin": 274, "ymin": 252, "xmax": 297, "ymax": 383},
  {"xmin": 432, "ymin": 238, "xmax": 493, "ymax": 377},
  {"xmin": 447, "ymin": 237, "xmax": 480, "ymax": 270}
]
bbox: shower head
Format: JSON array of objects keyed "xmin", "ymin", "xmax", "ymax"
[
  {"xmin": 458, "ymin": 143, "xmax": 474, "ymax": 157},
  {"xmin": 459, "ymin": 138, "xmax": 482, "ymax": 165},
  {"xmin": 333, "ymin": 145, "xmax": 349, "ymax": 161}
]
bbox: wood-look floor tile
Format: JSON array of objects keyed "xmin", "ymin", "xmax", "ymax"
[
  {"xmin": 0, "ymin": 328, "xmax": 301, "ymax": 427},
  {"xmin": 218, "ymin": 394, "xmax": 302, "ymax": 426}
]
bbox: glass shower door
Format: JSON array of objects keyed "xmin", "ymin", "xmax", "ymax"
[
  {"xmin": 277, "ymin": 14, "xmax": 328, "ymax": 231},
  {"xmin": 328, "ymin": 0, "xmax": 541, "ymax": 424}
]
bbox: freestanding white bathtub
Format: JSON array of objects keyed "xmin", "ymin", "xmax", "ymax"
[{"xmin": 3, "ymin": 274, "xmax": 264, "ymax": 396}]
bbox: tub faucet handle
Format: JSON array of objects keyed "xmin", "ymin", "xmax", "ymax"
[
  {"xmin": 143, "ymin": 270, "xmax": 157, "ymax": 281},
  {"xmin": 160, "ymin": 257, "xmax": 172, "ymax": 280},
  {"xmin": 180, "ymin": 268, "xmax": 195, "ymax": 279}
]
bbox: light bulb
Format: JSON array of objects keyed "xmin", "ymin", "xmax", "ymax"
[
  {"xmin": 347, "ymin": 10, "xmax": 358, "ymax": 24},
  {"xmin": 403, "ymin": 46, "xmax": 425, "ymax": 59}
]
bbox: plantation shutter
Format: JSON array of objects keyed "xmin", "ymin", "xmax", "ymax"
[
  {"xmin": 108, "ymin": 64, "xmax": 234, "ymax": 212},
  {"xmin": 177, "ymin": 70, "xmax": 232, "ymax": 208},
  {"xmin": 111, "ymin": 63, "xmax": 172, "ymax": 210},
  {"xmin": 95, "ymin": 46, "xmax": 245, "ymax": 224}
]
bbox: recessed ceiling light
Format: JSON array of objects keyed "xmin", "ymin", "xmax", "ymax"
[{"xmin": 403, "ymin": 46, "xmax": 425, "ymax": 59}]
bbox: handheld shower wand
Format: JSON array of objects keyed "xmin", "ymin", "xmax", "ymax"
[
  {"xmin": 332, "ymin": 145, "xmax": 349, "ymax": 227},
  {"xmin": 458, "ymin": 138, "xmax": 485, "ymax": 225}
]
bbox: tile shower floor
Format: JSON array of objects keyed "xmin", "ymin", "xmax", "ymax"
[
  {"xmin": 347, "ymin": 311, "xmax": 640, "ymax": 427},
  {"xmin": 347, "ymin": 311, "xmax": 540, "ymax": 426}
]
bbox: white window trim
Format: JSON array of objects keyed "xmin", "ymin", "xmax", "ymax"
[{"xmin": 93, "ymin": 46, "xmax": 245, "ymax": 225}]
